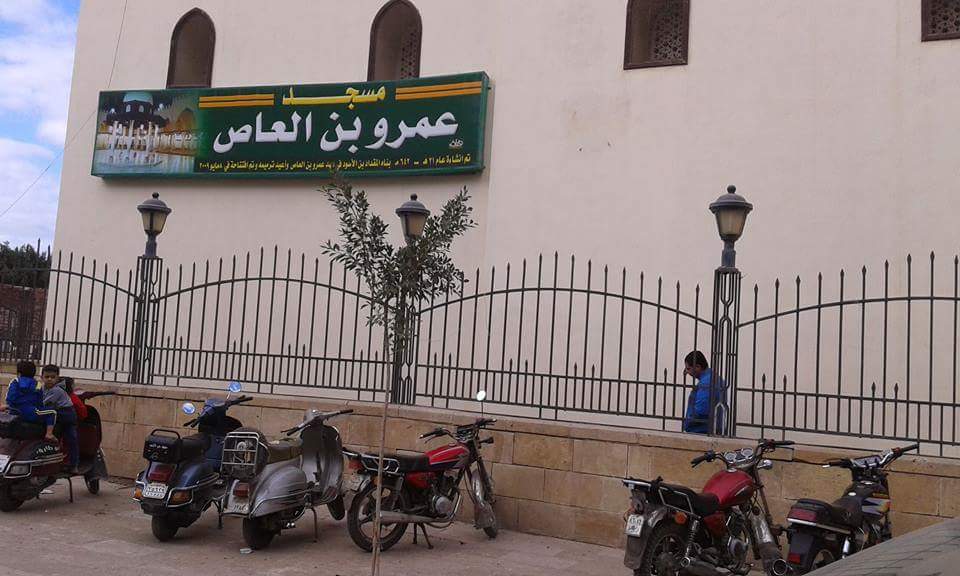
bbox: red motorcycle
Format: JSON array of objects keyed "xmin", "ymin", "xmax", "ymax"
[
  {"xmin": 0, "ymin": 390, "xmax": 115, "ymax": 511},
  {"xmin": 623, "ymin": 439, "xmax": 793, "ymax": 576},
  {"xmin": 342, "ymin": 417, "xmax": 498, "ymax": 552}
]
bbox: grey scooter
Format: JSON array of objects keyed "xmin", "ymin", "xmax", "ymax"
[{"xmin": 219, "ymin": 408, "xmax": 353, "ymax": 549}]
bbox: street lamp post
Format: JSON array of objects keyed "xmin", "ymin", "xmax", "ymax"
[
  {"xmin": 371, "ymin": 194, "xmax": 430, "ymax": 576},
  {"xmin": 707, "ymin": 186, "xmax": 752, "ymax": 437},
  {"xmin": 390, "ymin": 194, "xmax": 430, "ymax": 404},
  {"xmin": 130, "ymin": 193, "xmax": 171, "ymax": 384}
]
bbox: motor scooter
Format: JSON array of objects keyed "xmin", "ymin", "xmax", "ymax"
[
  {"xmin": 622, "ymin": 439, "xmax": 794, "ymax": 576},
  {"xmin": 0, "ymin": 390, "xmax": 115, "ymax": 511},
  {"xmin": 220, "ymin": 407, "xmax": 353, "ymax": 549},
  {"xmin": 785, "ymin": 442, "xmax": 919, "ymax": 573},
  {"xmin": 342, "ymin": 398, "xmax": 498, "ymax": 553},
  {"xmin": 133, "ymin": 381, "xmax": 251, "ymax": 541}
]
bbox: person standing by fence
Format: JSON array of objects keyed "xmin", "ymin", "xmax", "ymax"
[{"xmin": 683, "ymin": 351, "xmax": 724, "ymax": 435}]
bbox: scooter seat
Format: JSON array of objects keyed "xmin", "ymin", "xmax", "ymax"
[
  {"xmin": 645, "ymin": 479, "xmax": 720, "ymax": 516},
  {"xmin": 266, "ymin": 439, "xmax": 302, "ymax": 464},
  {"xmin": 179, "ymin": 434, "xmax": 207, "ymax": 461},
  {"xmin": 794, "ymin": 498, "xmax": 863, "ymax": 528}
]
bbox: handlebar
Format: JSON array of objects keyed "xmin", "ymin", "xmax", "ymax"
[
  {"xmin": 690, "ymin": 451, "xmax": 715, "ymax": 467},
  {"xmin": 282, "ymin": 408, "xmax": 354, "ymax": 436},
  {"xmin": 894, "ymin": 442, "xmax": 920, "ymax": 455}
]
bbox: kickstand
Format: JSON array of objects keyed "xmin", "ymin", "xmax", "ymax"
[
  {"xmin": 413, "ymin": 523, "xmax": 434, "ymax": 549},
  {"xmin": 309, "ymin": 506, "xmax": 319, "ymax": 542},
  {"xmin": 215, "ymin": 500, "xmax": 223, "ymax": 529},
  {"xmin": 66, "ymin": 477, "xmax": 74, "ymax": 503}
]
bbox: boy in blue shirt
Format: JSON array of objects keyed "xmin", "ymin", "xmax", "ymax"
[{"xmin": 1, "ymin": 360, "xmax": 55, "ymax": 440}]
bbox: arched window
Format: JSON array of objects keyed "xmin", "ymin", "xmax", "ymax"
[
  {"xmin": 368, "ymin": 0, "xmax": 422, "ymax": 81},
  {"xmin": 922, "ymin": 0, "xmax": 960, "ymax": 42},
  {"xmin": 624, "ymin": 0, "xmax": 690, "ymax": 69},
  {"xmin": 167, "ymin": 8, "xmax": 215, "ymax": 88}
]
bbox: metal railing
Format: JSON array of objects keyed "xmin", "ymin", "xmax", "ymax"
[{"xmin": 3, "ymin": 247, "xmax": 958, "ymax": 456}]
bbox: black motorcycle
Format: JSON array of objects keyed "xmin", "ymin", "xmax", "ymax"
[{"xmin": 785, "ymin": 442, "xmax": 919, "ymax": 573}]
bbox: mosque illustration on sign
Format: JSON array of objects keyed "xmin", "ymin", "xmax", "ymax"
[{"xmin": 92, "ymin": 91, "xmax": 199, "ymax": 175}]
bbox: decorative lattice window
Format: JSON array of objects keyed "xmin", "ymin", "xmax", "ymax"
[
  {"xmin": 369, "ymin": 0, "xmax": 422, "ymax": 81},
  {"xmin": 923, "ymin": 0, "xmax": 960, "ymax": 41},
  {"xmin": 625, "ymin": 0, "xmax": 690, "ymax": 69},
  {"xmin": 167, "ymin": 8, "xmax": 216, "ymax": 88}
]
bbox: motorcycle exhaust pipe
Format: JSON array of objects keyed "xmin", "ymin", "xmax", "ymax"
[
  {"xmin": 768, "ymin": 558, "xmax": 789, "ymax": 576},
  {"xmin": 678, "ymin": 557, "xmax": 728, "ymax": 576}
]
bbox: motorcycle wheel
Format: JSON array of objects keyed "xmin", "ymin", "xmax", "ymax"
[
  {"xmin": 347, "ymin": 481, "xmax": 408, "ymax": 553},
  {"xmin": 474, "ymin": 472, "xmax": 498, "ymax": 539},
  {"xmin": 242, "ymin": 517, "xmax": 276, "ymax": 550},
  {"xmin": 796, "ymin": 541, "xmax": 837, "ymax": 574},
  {"xmin": 0, "ymin": 486, "xmax": 23, "ymax": 512},
  {"xmin": 635, "ymin": 521, "xmax": 686, "ymax": 576},
  {"xmin": 85, "ymin": 478, "xmax": 100, "ymax": 495},
  {"xmin": 151, "ymin": 515, "xmax": 179, "ymax": 542}
]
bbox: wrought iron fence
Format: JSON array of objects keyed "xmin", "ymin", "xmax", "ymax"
[
  {"xmin": 5, "ymin": 245, "xmax": 960, "ymax": 456},
  {"xmin": 738, "ymin": 253, "xmax": 960, "ymax": 457}
]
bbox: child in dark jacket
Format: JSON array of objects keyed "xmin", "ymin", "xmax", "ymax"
[
  {"xmin": 1, "ymin": 360, "xmax": 55, "ymax": 440},
  {"xmin": 41, "ymin": 365, "xmax": 79, "ymax": 472}
]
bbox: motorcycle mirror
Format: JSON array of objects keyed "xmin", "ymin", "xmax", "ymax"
[
  {"xmin": 182, "ymin": 402, "xmax": 197, "ymax": 415},
  {"xmin": 757, "ymin": 459, "xmax": 774, "ymax": 470},
  {"xmin": 228, "ymin": 381, "xmax": 243, "ymax": 394},
  {"xmin": 476, "ymin": 390, "xmax": 487, "ymax": 402}
]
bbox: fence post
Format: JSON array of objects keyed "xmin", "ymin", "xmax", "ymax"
[
  {"xmin": 129, "ymin": 256, "xmax": 161, "ymax": 384},
  {"xmin": 709, "ymin": 268, "xmax": 741, "ymax": 437}
]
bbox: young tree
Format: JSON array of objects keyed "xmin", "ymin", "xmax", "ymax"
[{"xmin": 321, "ymin": 177, "xmax": 475, "ymax": 574}]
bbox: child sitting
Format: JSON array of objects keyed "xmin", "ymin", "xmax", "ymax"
[
  {"xmin": 1, "ymin": 360, "xmax": 55, "ymax": 440},
  {"xmin": 41, "ymin": 365, "xmax": 79, "ymax": 473}
]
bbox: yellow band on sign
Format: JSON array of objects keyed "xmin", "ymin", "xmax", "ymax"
[
  {"xmin": 395, "ymin": 81, "xmax": 483, "ymax": 94},
  {"xmin": 396, "ymin": 88, "xmax": 482, "ymax": 101},
  {"xmin": 198, "ymin": 94, "xmax": 275, "ymax": 108}
]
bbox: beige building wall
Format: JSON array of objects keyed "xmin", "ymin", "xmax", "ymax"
[
  {"xmin": 51, "ymin": 0, "xmax": 960, "ymax": 426},
  {"xmin": 57, "ymin": 0, "xmax": 960, "ymax": 290}
]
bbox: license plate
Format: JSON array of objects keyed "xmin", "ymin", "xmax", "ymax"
[
  {"xmin": 226, "ymin": 499, "xmax": 249, "ymax": 515},
  {"xmin": 143, "ymin": 483, "xmax": 168, "ymax": 500},
  {"xmin": 625, "ymin": 514, "xmax": 644, "ymax": 536},
  {"xmin": 343, "ymin": 473, "xmax": 364, "ymax": 492}
]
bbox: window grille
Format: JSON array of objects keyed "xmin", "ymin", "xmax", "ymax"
[
  {"xmin": 624, "ymin": 0, "xmax": 690, "ymax": 69},
  {"xmin": 923, "ymin": 0, "xmax": 960, "ymax": 41}
]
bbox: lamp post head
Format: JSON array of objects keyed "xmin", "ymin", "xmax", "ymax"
[
  {"xmin": 137, "ymin": 192, "xmax": 171, "ymax": 257},
  {"xmin": 395, "ymin": 194, "xmax": 430, "ymax": 242},
  {"xmin": 709, "ymin": 185, "xmax": 752, "ymax": 243}
]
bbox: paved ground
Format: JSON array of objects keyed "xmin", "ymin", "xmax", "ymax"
[{"xmin": 0, "ymin": 479, "xmax": 625, "ymax": 576}]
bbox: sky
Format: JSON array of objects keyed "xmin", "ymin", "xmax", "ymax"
[{"xmin": 0, "ymin": 0, "xmax": 81, "ymax": 249}]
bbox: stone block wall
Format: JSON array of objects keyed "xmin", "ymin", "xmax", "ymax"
[{"xmin": 3, "ymin": 376, "xmax": 956, "ymax": 548}]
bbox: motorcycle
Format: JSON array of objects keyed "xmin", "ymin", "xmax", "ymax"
[
  {"xmin": 784, "ymin": 442, "xmax": 919, "ymax": 573},
  {"xmin": 622, "ymin": 439, "xmax": 794, "ymax": 576},
  {"xmin": 133, "ymin": 382, "xmax": 251, "ymax": 541},
  {"xmin": 219, "ymin": 407, "xmax": 353, "ymax": 550},
  {"xmin": 342, "ymin": 415, "xmax": 498, "ymax": 553},
  {"xmin": 0, "ymin": 390, "xmax": 116, "ymax": 511}
]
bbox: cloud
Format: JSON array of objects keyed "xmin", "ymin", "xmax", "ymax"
[
  {"xmin": 0, "ymin": 0, "xmax": 76, "ymax": 247},
  {"xmin": 0, "ymin": 0, "xmax": 77, "ymax": 147},
  {"xmin": 0, "ymin": 137, "xmax": 59, "ymax": 247}
]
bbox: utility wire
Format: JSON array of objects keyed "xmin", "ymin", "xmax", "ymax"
[{"xmin": 0, "ymin": 0, "xmax": 129, "ymax": 222}]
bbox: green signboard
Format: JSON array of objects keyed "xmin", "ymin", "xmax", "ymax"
[{"xmin": 91, "ymin": 72, "xmax": 489, "ymax": 178}]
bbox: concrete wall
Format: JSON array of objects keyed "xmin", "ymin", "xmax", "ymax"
[{"xmin": 8, "ymin": 375, "xmax": 955, "ymax": 548}]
